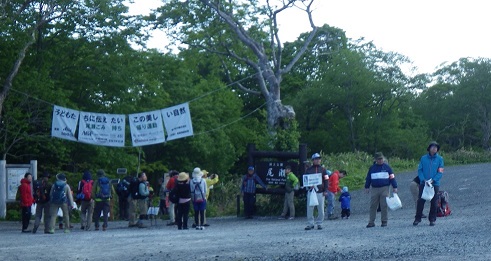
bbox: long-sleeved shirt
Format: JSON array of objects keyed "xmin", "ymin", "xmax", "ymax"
[
  {"xmin": 205, "ymin": 175, "xmax": 219, "ymax": 199},
  {"xmin": 284, "ymin": 172, "xmax": 299, "ymax": 193},
  {"xmin": 241, "ymin": 173, "xmax": 267, "ymax": 194},
  {"xmin": 418, "ymin": 153, "xmax": 444, "ymax": 186},
  {"xmin": 365, "ymin": 162, "xmax": 397, "ymax": 189},
  {"xmin": 304, "ymin": 164, "xmax": 329, "ymax": 193}
]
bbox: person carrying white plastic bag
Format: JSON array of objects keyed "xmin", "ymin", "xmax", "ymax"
[
  {"xmin": 386, "ymin": 192, "xmax": 402, "ymax": 210},
  {"xmin": 421, "ymin": 181, "xmax": 435, "ymax": 201},
  {"xmin": 413, "ymin": 141, "xmax": 444, "ymax": 227},
  {"xmin": 308, "ymin": 187, "xmax": 319, "ymax": 207}
]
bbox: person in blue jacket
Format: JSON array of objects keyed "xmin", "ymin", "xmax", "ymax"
[
  {"xmin": 413, "ymin": 141, "xmax": 444, "ymax": 226},
  {"xmin": 364, "ymin": 152, "xmax": 398, "ymax": 228}
]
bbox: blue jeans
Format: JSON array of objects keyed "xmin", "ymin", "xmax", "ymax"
[{"xmin": 325, "ymin": 191, "xmax": 335, "ymax": 216}]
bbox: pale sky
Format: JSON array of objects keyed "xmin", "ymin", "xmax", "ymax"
[{"xmin": 127, "ymin": 0, "xmax": 491, "ymax": 75}]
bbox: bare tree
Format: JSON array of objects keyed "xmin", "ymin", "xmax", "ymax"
[{"xmin": 195, "ymin": 0, "xmax": 318, "ymax": 131}]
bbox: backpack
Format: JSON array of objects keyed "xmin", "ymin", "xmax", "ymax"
[
  {"xmin": 436, "ymin": 190, "xmax": 451, "ymax": 217},
  {"xmin": 128, "ymin": 177, "xmax": 141, "ymax": 199},
  {"xmin": 116, "ymin": 177, "xmax": 131, "ymax": 198},
  {"xmin": 33, "ymin": 180, "xmax": 49, "ymax": 204},
  {"xmin": 51, "ymin": 181, "xmax": 67, "ymax": 204},
  {"xmin": 169, "ymin": 187, "xmax": 179, "ymax": 204},
  {"xmin": 96, "ymin": 177, "xmax": 111, "ymax": 200},
  {"xmin": 192, "ymin": 180, "xmax": 205, "ymax": 203},
  {"xmin": 77, "ymin": 180, "xmax": 93, "ymax": 201}
]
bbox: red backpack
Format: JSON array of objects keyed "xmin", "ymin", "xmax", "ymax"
[
  {"xmin": 80, "ymin": 180, "xmax": 93, "ymax": 201},
  {"xmin": 436, "ymin": 190, "xmax": 451, "ymax": 217}
]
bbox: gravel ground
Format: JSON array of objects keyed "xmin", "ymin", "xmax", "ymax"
[{"xmin": 1, "ymin": 163, "xmax": 491, "ymax": 261}]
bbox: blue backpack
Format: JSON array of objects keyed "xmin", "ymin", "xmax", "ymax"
[
  {"xmin": 51, "ymin": 181, "xmax": 67, "ymax": 204},
  {"xmin": 97, "ymin": 177, "xmax": 111, "ymax": 200}
]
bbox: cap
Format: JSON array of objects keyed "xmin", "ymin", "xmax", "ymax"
[
  {"xmin": 56, "ymin": 173, "xmax": 67, "ymax": 181},
  {"xmin": 311, "ymin": 153, "xmax": 321, "ymax": 160},
  {"xmin": 247, "ymin": 166, "xmax": 254, "ymax": 171}
]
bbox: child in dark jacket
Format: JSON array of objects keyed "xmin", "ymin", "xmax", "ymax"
[{"xmin": 339, "ymin": 186, "xmax": 351, "ymax": 219}]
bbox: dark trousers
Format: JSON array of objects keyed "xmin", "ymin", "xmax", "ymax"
[
  {"xmin": 94, "ymin": 201, "xmax": 110, "ymax": 228},
  {"xmin": 341, "ymin": 208, "xmax": 351, "ymax": 218},
  {"xmin": 415, "ymin": 184, "xmax": 440, "ymax": 222},
  {"xmin": 193, "ymin": 201, "xmax": 206, "ymax": 226},
  {"xmin": 21, "ymin": 206, "xmax": 31, "ymax": 230},
  {"xmin": 176, "ymin": 201, "xmax": 190, "ymax": 229},
  {"xmin": 243, "ymin": 193, "xmax": 256, "ymax": 218},
  {"xmin": 159, "ymin": 199, "xmax": 167, "ymax": 215},
  {"xmin": 118, "ymin": 198, "xmax": 129, "ymax": 220}
]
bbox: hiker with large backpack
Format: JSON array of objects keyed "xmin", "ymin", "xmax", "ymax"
[
  {"xmin": 32, "ymin": 172, "xmax": 52, "ymax": 234},
  {"xmin": 77, "ymin": 170, "xmax": 94, "ymax": 231},
  {"xmin": 48, "ymin": 173, "xmax": 74, "ymax": 234},
  {"xmin": 190, "ymin": 168, "xmax": 207, "ymax": 230},
  {"xmin": 128, "ymin": 172, "xmax": 150, "ymax": 228},
  {"xmin": 413, "ymin": 141, "xmax": 444, "ymax": 227},
  {"xmin": 91, "ymin": 169, "xmax": 116, "ymax": 231},
  {"xmin": 116, "ymin": 175, "xmax": 132, "ymax": 220}
]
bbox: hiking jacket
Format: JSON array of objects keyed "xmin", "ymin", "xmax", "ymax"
[
  {"xmin": 365, "ymin": 163, "xmax": 398, "ymax": 189},
  {"xmin": 339, "ymin": 192, "xmax": 351, "ymax": 209},
  {"xmin": 204, "ymin": 175, "xmax": 219, "ymax": 199},
  {"xmin": 241, "ymin": 173, "xmax": 267, "ymax": 194},
  {"xmin": 284, "ymin": 172, "xmax": 299, "ymax": 193},
  {"xmin": 327, "ymin": 170, "xmax": 342, "ymax": 193},
  {"xmin": 304, "ymin": 164, "xmax": 329, "ymax": 193},
  {"xmin": 418, "ymin": 153, "xmax": 444, "ymax": 186},
  {"xmin": 19, "ymin": 178, "xmax": 35, "ymax": 207}
]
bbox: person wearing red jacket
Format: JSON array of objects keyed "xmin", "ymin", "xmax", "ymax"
[
  {"xmin": 326, "ymin": 170, "xmax": 347, "ymax": 220},
  {"xmin": 19, "ymin": 172, "xmax": 35, "ymax": 233},
  {"xmin": 165, "ymin": 170, "xmax": 179, "ymax": 226}
]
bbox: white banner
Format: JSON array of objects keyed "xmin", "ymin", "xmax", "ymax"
[
  {"xmin": 129, "ymin": 110, "xmax": 166, "ymax": 146},
  {"xmin": 161, "ymin": 102, "xmax": 194, "ymax": 141},
  {"xmin": 78, "ymin": 111, "xmax": 126, "ymax": 147},
  {"xmin": 51, "ymin": 105, "xmax": 79, "ymax": 141},
  {"xmin": 302, "ymin": 173, "xmax": 322, "ymax": 187}
]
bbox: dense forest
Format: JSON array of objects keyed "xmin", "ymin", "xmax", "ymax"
[{"xmin": 1, "ymin": 0, "xmax": 490, "ymax": 179}]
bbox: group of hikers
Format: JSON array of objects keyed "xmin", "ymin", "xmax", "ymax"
[
  {"xmin": 17, "ymin": 167, "xmax": 219, "ymax": 233},
  {"xmin": 241, "ymin": 141, "xmax": 445, "ymax": 230},
  {"xmin": 17, "ymin": 141, "xmax": 444, "ymax": 233}
]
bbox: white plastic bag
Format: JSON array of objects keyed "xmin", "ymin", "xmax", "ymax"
[
  {"xmin": 308, "ymin": 188, "xmax": 318, "ymax": 207},
  {"xmin": 421, "ymin": 182, "xmax": 435, "ymax": 201},
  {"xmin": 31, "ymin": 203, "xmax": 37, "ymax": 215},
  {"xmin": 386, "ymin": 193, "xmax": 402, "ymax": 210}
]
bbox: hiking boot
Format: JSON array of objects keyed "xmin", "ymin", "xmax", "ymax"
[
  {"xmin": 429, "ymin": 221, "xmax": 435, "ymax": 226},
  {"xmin": 95, "ymin": 227, "xmax": 100, "ymax": 231},
  {"xmin": 366, "ymin": 223, "xmax": 375, "ymax": 228},
  {"xmin": 317, "ymin": 225, "xmax": 323, "ymax": 230},
  {"xmin": 381, "ymin": 222, "xmax": 387, "ymax": 227},
  {"xmin": 102, "ymin": 226, "xmax": 107, "ymax": 231},
  {"xmin": 304, "ymin": 225, "xmax": 315, "ymax": 230},
  {"xmin": 203, "ymin": 224, "xmax": 210, "ymax": 227},
  {"xmin": 46, "ymin": 230, "xmax": 54, "ymax": 234},
  {"xmin": 22, "ymin": 229, "xmax": 31, "ymax": 233},
  {"xmin": 32, "ymin": 226, "xmax": 38, "ymax": 234},
  {"xmin": 192, "ymin": 224, "xmax": 197, "ymax": 228},
  {"xmin": 200, "ymin": 226, "xmax": 205, "ymax": 230},
  {"xmin": 64, "ymin": 229, "xmax": 70, "ymax": 233},
  {"xmin": 81, "ymin": 226, "xmax": 85, "ymax": 230},
  {"xmin": 413, "ymin": 220, "xmax": 421, "ymax": 226}
]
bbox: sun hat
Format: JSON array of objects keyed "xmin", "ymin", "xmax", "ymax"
[
  {"xmin": 192, "ymin": 167, "xmax": 203, "ymax": 178},
  {"xmin": 177, "ymin": 172, "xmax": 189, "ymax": 181},
  {"xmin": 427, "ymin": 141, "xmax": 440, "ymax": 152}
]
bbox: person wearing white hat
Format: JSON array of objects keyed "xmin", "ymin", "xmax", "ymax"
[{"xmin": 304, "ymin": 153, "xmax": 330, "ymax": 230}]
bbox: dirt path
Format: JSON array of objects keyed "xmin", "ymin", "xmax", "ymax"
[{"xmin": 1, "ymin": 163, "xmax": 490, "ymax": 261}]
